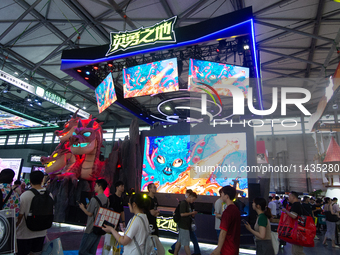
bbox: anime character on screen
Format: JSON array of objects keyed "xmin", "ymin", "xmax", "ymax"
[
  {"xmin": 123, "ymin": 58, "xmax": 178, "ymax": 98},
  {"xmin": 188, "ymin": 59, "xmax": 249, "ymax": 97},
  {"xmin": 142, "ymin": 134, "xmax": 248, "ymax": 196},
  {"xmin": 143, "ymin": 136, "xmax": 189, "ymax": 185}
]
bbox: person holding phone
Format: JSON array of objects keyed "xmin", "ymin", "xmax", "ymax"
[
  {"xmin": 102, "ymin": 193, "xmax": 150, "ymax": 255},
  {"xmin": 244, "ymin": 197, "xmax": 275, "ymax": 255}
]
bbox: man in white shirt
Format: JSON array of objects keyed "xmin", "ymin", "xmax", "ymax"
[
  {"xmin": 16, "ymin": 171, "xmax": 53, "ymax": 255},
  {"xmin": 268, "ymin": 196, "xmax": 276, "ymax": 218}
]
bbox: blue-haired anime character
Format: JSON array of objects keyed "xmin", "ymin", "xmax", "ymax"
[{"xmin": 152, "ymin": 136, "xmax": 189, "ymax": 184}]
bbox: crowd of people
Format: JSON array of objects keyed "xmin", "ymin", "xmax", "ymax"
[{"xmin": 2, "ymin": 167, "xmax": 340, "ymax": 255}]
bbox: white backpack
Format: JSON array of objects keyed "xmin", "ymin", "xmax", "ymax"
[{"xmin": 133, "ymin": 215, "xmax": 164, "ymax": 255}]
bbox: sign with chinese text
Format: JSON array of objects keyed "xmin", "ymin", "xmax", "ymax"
[
  {"xmin": 0, "ymin": 70, "xmax": 35, "ymax": 94},
  {"xmin": 43, "ymin": 90, "xmax": 66, "ymax": 106},
  {"xmin": 106, "ymin": 16, "xmax": 177, "ymax": 56},
  {"xmin": 156, "ymin": 216, "xmax": 178, "ymax": 234}
]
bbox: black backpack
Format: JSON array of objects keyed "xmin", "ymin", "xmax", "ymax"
[
  {"xmin": 92, "ymin": 196, "xmax": 109, "ymax": 236},
  {"xmin": 26, "ymin": 189, "xmax": 54, "ymax": 231},
  {"xmin": 173, "ymin": 202, "xmax": 181, "ymax": 223}
]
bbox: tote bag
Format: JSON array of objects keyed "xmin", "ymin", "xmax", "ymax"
[{"xmin": 277, "ymin": 212, "xmax": 316, "ymax": 247}]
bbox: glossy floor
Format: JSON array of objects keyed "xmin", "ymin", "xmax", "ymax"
[{"xmin": 47, "ymin": 223, "xmax": 340, "ymax": 255}]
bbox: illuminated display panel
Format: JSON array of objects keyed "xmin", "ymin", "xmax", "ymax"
[
  {"xmin": 188, "ymin": 59, "xmax": 249, "ymax": 98},
  {"xmin": 31, "ymin": 165, "xmax": 46, "ymax": 174},
  {"xmin": 0, "ymin": 158, "xmax": 23, "ymax": 183},
  {"xmin": 0, "ymin": 110, "xmax": 43, "ymax": 130},
  {"xmin": 141, "ymin": 133, "xmax": 248, "ymax": 196},
  {"xmin": 95, "ymin": 73, "xmax": 117, "ymax": 114},
  {"xmin": 123, "ymin": 58, "xmax": 179, "ymax": 98}
]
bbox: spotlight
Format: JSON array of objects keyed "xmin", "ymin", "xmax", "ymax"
[
  {"xmin": 93, "ymin": 65, "xmax": 99, "ymax": 70},
  {"xmin": 165, "ymin": 106, "xmax": 171, "ymax": 111},
  {"xmin": 29, "ymin": 103, "xmax": 33, "ymax": 107},
  {"xmin": 243, "ymin": 44, "xmax": 250, "ymax": 50},
  {"xmin": 83, "ymin": 106, "xmax": 86, "ymax": 110},
  {"xmin": 108, "ymin": 62, "xmax": 113, "ymax": 67},
  {"xmin": 85, "ymin": 71, "xmax": 90, "ymax": 75},
  {"xmin": 85, "ymin": 77, "xmax": 89, "ymax": 80},
  {"xmin": 26, "ymin": 95, "xmax": 32, "ymax": 102},
  {"xmin": 14, "ymin": 72, "xmax": 18, "ymax": 75},
  {"xmin": 77, "ymin": 69, "xmax": 82, "ymax": 73}
]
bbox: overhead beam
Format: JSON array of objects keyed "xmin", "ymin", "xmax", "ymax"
[
  {"xmin": 304, "ymin": 0, "xmax": 325, "ymax": 79},
  {"xmin": 3, "ymin": 23, "xmax": 44, "ymax": 48},
  {"xmin": 260, "ymin": 42, "xmax": 330, "ymax": 66},
  {"xmin": 256, "ymin": 9, "xmax": 340, "ymax": 45},
  {"xmin": 255, "ymin": 20, "xmax": 333, "ymax": 43},
  {"xmin": 260, "ymin": 48, "xmax": 323, "ymax": 66},
  {"xmin": 253, "ymin": 0, "xmax": 294, "ymax": 16},
  {"xmin": 32, "ymin": 26, "xmax": 86, "ymax": 72},
  {"xmin": 62, "ymin": 0, "xmax": 110, "ymax": 43},
  {"xmin": 0, "ymin": 0, "xmax": 42, "ymax": 42},
  {"xmin": 16, "ymin": 0, "xmax": 77, "ymax": 49},
  {"xmin": 309, "ymin": 27, "xmax": 340, "ymax": 94},
  {"xmin": 107, "ymin": 0, "xmax": 137, "ymax": 29},
  {"xmin": 176, "ymin": 0, "xmax": 209, "ymax": 27},
  {"xmin": 160, "ymin": 0, "xmax": 174, "ymax": 17}
]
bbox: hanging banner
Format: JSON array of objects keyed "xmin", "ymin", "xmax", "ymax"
[{"xmin": 0, "ymin": 70, "xmax": 35, "ymax": 94}]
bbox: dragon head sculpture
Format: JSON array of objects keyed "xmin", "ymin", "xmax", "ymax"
[
  {"xmin": 54, "ymin": 110, "xmax": 81, "ymax": 143},
  {"xmin": 40, "ymin": 141, "xmax": 74, "ymax": 175}
]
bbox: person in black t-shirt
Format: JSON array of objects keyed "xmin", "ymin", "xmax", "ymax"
[
  {"xmin": 282, "ymin": 191, "xmax": 305, "ymax": 255},
  {"xmin": 301, "ymin": 196, "xmax": 312, "ymax": 216},
  {"xmin": 109, "ymin": 181, "xmax": 125, "ymax": 229},
  {"xmin": 147, "ymin": 183, "xmax": 160, "ymax": 236}
]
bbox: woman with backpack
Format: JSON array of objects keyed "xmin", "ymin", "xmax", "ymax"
[
  {"xmin": 322, "ymin": 197, "xmax": 339, "ymax": 248},
  {"xmin": 102, "ymin": 193, "xmax": 150, "ymax": 254},
  {"xmin": 244, "ymin": 197, "xmax": 275, "ymax": 255}
]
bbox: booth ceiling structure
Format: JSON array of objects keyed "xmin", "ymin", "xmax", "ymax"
[{"xmin": 0, "ymin": 0, "xmax": 340, "ymax": 127}]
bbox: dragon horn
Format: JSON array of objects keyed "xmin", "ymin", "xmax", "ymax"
[
  {"xmin": 78, "ymin": 120, "xmax": 83, "ymax": 128},
  {"xmin": 86, "ymin": 119, "xmax": 96, "ymax": 128},
  {"xmin": 73, "ymin": 110, "xmax": 79, "ymax": 119}
]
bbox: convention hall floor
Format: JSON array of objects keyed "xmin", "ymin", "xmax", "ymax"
[{"xmin": 47, "ymin": 223, "xmax": 340, "ymax": 255}]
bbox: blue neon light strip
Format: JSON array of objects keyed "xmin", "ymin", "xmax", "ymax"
[{"xmin": 250, "ymin": 19, "xmax": 263, "ymax": 110}]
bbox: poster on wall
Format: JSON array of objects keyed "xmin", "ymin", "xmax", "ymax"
[
  {"xmin": 141, "ymin": 133, "xmax": 248, "ymax": 196},
  {"xmin": 188, "ymin": 59, "xmax": 249, "ymax": 98},
  {"xmin": 123, "ymin": 58, "xmax": 179, "ymax": 98},
  {"xmin": 0, "ymin": 158, "xmax": 23, "ymax": 183}
]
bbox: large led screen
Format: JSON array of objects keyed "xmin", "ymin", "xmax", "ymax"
[
  {"xmin": 141, "ymin": 133, "xmax": 248, "ymax": 196},
  {"xmin": 0, "ymin": 158, "xmax": 23, "ymax": 183},
  {"xmin": 0, "ymin": 110, "xmax": 43, "ymax": 130},
  {"xmin": 95, "ymin": 73, "xmax": 117, "ymax": 114},
  {"xmin": 123, "ymin": 58, "xmax": 179, "ymax": 98},
  {"xmin": 188, "ymin": 59, "xmax": 249, "ymax": 98}
]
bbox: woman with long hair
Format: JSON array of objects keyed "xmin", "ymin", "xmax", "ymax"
[
  {"xmin": 322, "ymin": 197, "xmax": 339, "ymax": 248},
  {"xmin": 102, "ymin": 193, "xmax": 150, "ymax": 254},
  {"xmin": 244, "ymin": 197, "xmax": 275, "ymax": 255}
]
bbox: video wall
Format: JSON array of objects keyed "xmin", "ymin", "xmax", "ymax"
[
  {"xmin": 141, "ymin": 133, "xmax": 248, "ymax": 196},
  {"xmin": 188, "ymin": 59, "xmax": 249, "ymax": 98},
  {"xmin": 0, "ymin": 110, "xmax": 43, "ymax": 130},
  {"xmin": 95, "ymin": 73, "xmax": 117, "ymax": 114},
  {"xmin": 123, "ymin": 58, "xmax": 179, "ymax": 98}
]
